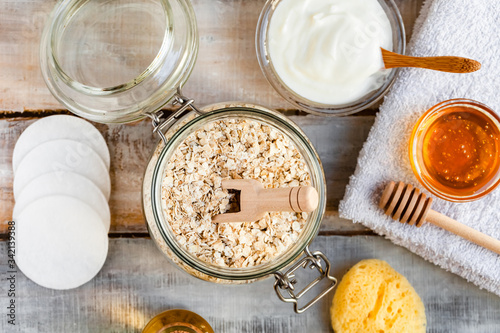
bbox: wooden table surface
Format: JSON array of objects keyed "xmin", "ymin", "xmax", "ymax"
[{"xmin": 1, "ymin": 1, "xmax": 499, "ymax": 332}]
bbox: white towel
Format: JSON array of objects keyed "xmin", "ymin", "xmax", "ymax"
[{"xmin": 339, "ymin": 0, "xmax": 500, "ymax": 295}]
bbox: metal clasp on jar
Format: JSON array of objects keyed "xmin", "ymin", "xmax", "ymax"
[
  {"xmin": 273, "ymin": 246, "xmax": 337, "ymax": 314},
  {"xmin": 145, "ymin": 88, "xmax": 205, "ymax": 144}
]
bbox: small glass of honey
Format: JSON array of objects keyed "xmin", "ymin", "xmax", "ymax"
[
  {"xmin": 142, "ymin": 309, "xmax": 214, "ymax": 333},
  {"xmin": 409, "ymin": 99, "xmax": 500, "ymax": 202}
]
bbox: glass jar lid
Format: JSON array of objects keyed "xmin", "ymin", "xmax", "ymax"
[{"xmin": 40, "ymin": 0, "xmax": 198, "ymax": 123}]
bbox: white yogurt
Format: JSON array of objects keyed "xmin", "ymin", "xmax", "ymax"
[{"xmin": 268, "ymin": 0, "xmax": 393, "ymax": 105}]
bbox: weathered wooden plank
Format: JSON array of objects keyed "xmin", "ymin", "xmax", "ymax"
[
  {"xmin": 0, "ymin": 0, "xmax": 423, "ymax": 113},
  {"xmin": 0, "ymin": 115, "xmax": 373, "ymax": 234},
  {"xmin": 321, "ymin": 212, "xmax": 371, "ymax": 235},
  {"xmin": 1, "ymin": 236, "xmax": 498, "ymax": 332}
]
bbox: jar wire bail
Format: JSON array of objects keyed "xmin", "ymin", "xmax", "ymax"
[
  {"xmin": 273, "ymin": 246, "xmax": 337, "ymax": 313},
  {"xmin": 146, "ymin": 88, "xmax": 205, "ymax": 144}
]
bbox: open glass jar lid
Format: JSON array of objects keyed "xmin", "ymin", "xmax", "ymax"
[
  {"xmin": 41, "ymin": 0, "xmax": 337, "ymax": 313},
  {"xmin": 40, "ymin": 0, "xmax": 198, "ymax": 123}
]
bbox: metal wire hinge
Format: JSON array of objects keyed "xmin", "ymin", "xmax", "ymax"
[
  {"xmin": 273, "ymin": 247, "xmax": 337, "ymax": 314},
  {"xmin": 146, "ymin": 88, "xmax": 204, "ymax": 144}
]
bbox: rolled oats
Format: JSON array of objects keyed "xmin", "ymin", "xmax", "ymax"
[{"xmin": 161, "ymin": 118, "xmax": 311, "ymax": 268}]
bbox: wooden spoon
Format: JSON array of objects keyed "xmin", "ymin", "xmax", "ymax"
[
  {"xmin": 379, "ymin": 181, "xmax": 500, "ymax": 255},
  {"xmin": 212, "ymin": 179, "xmax": 319, "ymax": 223},
  {"xmin": 381, "ymin": 48, "xmax": 481, "ymax": 73}
]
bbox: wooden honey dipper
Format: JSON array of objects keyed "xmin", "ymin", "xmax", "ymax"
[
  {"xmin": 212, "ymin": 179, "xmax": 319, "ymax": 223},
  {"xmin": 379, "ymin": 181, "xmax": 500, "ymax": 255}
]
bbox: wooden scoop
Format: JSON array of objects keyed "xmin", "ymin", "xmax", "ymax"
[
  {"xmin": 381, "ymin": 48, "xmax": 481, "ymax": 73},
  {"xmin": 379, "ymin": 181, "xmax": 500, "ymax": 255},
  {"xmin": 212, "ymin": 179, "xmax": 319, "ymax": 223}
]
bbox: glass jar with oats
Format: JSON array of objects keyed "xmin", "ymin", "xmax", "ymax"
[{"xmin": 143, "ymin": 103, "xmax": 336, "ymax": 313}]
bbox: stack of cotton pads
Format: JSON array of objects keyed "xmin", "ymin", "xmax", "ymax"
[{"xmin": 12, "ymin": 115, "xmax": 111, "ymax": 290}]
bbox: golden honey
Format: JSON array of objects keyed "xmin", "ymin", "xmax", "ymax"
[
  {"xmin": 410, "ymin": 99, "xmax": 500, "ymax": 201},
  {"xmin": 142, "ymin": 309, "xmax": 214, "ymax": 333}
]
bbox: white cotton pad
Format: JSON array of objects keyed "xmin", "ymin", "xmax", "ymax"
[
  {"xmin": 13, "ymin": 139, "xmax": 110, "ymax": 200},
  {"xmin": 12, "ymin": 115, "xmax": 110, "ymax": 172},
  {"xmin": 13, "ymin": 171, "xmax": 110, "ymax": 232},
  {"xmin": 15, "ymin": 196, "xmax": 108, "ymax": 290}
]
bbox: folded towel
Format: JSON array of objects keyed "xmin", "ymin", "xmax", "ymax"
[{"xmin": 339, "ymin": 0, "xmax": 500, "ymax": 295}]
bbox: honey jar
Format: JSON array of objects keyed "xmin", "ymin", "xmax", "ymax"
[
  {"xmin": 142, "ymin": 309, "xmax": 214, "ymax": 333},
  {"xmin": 409, "ymin": 99, "xmax": 500, "ymax": 202}
]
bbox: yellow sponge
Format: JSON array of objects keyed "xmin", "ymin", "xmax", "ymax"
[{"xmin": 330, "ymin": 259, "xmax": 426, "ymax": 333}]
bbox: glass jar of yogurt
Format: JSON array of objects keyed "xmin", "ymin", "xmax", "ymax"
[
  {"xmin": 41, "ymin": 0, "xmax": 337, "ymax": 313},
  {"xmin": 256, "ymin": 0, "xmax": 406, "ymax": 116}
]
